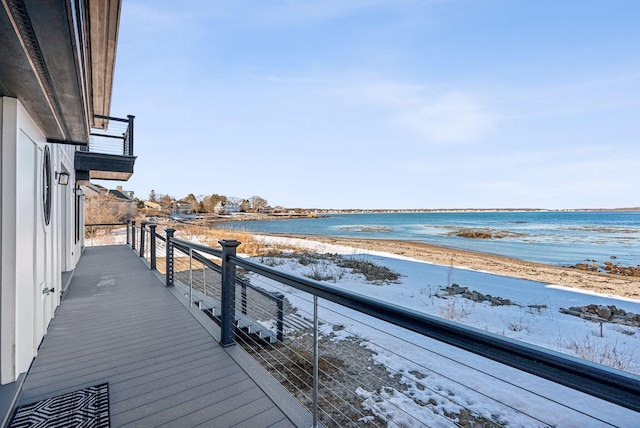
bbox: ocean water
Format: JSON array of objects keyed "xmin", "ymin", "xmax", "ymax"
[{"xmin": 218, "ymin": 211, "xmax": 640, "ymax": 268}]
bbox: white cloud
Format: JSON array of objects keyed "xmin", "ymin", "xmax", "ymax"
[
  {"xmin": 345, "ymin": 80, "xmax": 500, "ymax": 144},
  {"xmin": 394, "ymin": 92, "xmax": 499, "ymax": 143}
]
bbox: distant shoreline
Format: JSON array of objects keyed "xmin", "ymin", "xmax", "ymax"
[
  {"xmin": 302, "ymin": 207, "xmax": 640, "ymax": 214},
  {"xmin": 183, "ymin": 207, "xmax": 640, "ymax": 225}
]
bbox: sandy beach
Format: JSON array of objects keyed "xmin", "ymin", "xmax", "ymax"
[{"xmin": 278, "ymin": 234, "xmax": 640, "ymax": 300}]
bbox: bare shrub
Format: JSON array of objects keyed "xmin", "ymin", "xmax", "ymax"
[
  {"xmin": 507, "ymin": 310, "xmax": 537, "ymax": 333},
  {"xmin": 565, "ymin": 336, "xmax": 639, "ymax": 373},
  {"xmin": 85, "ymin": 193, "xmax": 137, "ymax": 224},
  {"xmin": 438, "ymin": 299, "xmax": 472, "ymax": 321},
  {"xmin": 305, "ymin": 261, "xmax": 339, "ymax": 282}
]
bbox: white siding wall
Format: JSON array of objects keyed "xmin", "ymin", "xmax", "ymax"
[{"xmin": 1, "ymin": 98, "xmax": 79, "ymax": 384}]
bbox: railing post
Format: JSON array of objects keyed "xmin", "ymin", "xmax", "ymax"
[
  {"xmin": 219, "ymin": 239, "xmax": 241, "ymax": 347},
  {"xmin": 313, "ymin": 296, "xmax": 319, "ymax": 427},
  {"xmin": 131, "ymin": 221, "xmax": 136, "ymax": 250},
  {"xmin": 126, "ymin": 220, "xmax": 130, "ymax": 245},
  {"xmin": 127, "ymin": 114, "xmax": 135, "ymax": 156},
  {"xmin": 188, "ymin": 248, "xmax": 193, "ymax": 307},
  {"xmin": 165, "ymin": 228, "xmax": 175, "ymax": 287},
  {"xmin": 139, "ymin": 221, "xmax": 147, "ymax": 257},
  {"xmin": 149, "ymin": 224, "xmax": 157, "ymax": 270},
  {"xmin": 275, "ymin": 293, "xmax": 284, "ymax": 342}
]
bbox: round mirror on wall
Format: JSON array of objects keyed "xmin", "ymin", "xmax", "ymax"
[{"xmin": 43, "ymin": 145, "xmax": 52, "ymax": 225}]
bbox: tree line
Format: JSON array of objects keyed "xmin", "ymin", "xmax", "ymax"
[{"xmin": 147, "ymin": 190, "xmax": 271, "ymax": 214}]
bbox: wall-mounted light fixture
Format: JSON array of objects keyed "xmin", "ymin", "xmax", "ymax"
[{"xmin": 55, "ymin": 171, "xmax": 70, "ymax": 185}]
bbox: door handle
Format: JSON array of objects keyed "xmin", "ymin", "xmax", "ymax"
[{"xmin": 43, "ymin": 287, "xmax": 55, "ymax": 295}]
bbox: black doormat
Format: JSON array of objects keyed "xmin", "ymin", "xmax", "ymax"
[{"xmin": 10, "ymin": 383, "xmax": 110, "ymax": 428}]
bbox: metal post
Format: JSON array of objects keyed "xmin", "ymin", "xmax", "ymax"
[
  {"xmin": 126, "ymin": 220, "xmax": 130, "ymax": 245},
  {"xmin": 165, "ymin": 228, "xmax": 175, "ymax": 287},
  {"xmin": 276, "ymin": 293, "xmax": 284, "ymax": 342},
  {"xmin": 313, "ymin": 295, "xmax": 319, "ymax": 427},
  {"xmin": 189, "ymin": 248, "xmax": 193, "ymax": 307},
  {"xmin": 219, "ymin": 239, "xmax": 240, "ymax": 347},
  {"xmin": 149, "ymin": 224, "xmax": 157, "ymax": 270},
  {"xmin": 127, "ymin": 114, "xmax": 135, "ymax": 156},
  {"xmin": 131, "ymin": 221, "xmax": 136, "ymax": 250},
  {"xmin": 139, "ymin": 221, "xmax": 147, "ymax": 257}
]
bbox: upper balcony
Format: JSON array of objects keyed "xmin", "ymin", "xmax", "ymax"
[{"xmin": 75, "ymin": 114, "xmax": 137, "ymax": 182}]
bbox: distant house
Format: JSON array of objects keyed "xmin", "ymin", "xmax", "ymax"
[
  {"xmin": 172, "ymin": 200, "xmax": 193, "ymax": 217},
  {"xmin": 108, "ymin": 186, "xmax": 134, "ymax": 201},
  {"xmin": 85, "ymin": 184, "xmax": 134, "ymax": 202},
  {"xmin": 144, "ymin": 201, "xmax": 163, "ymax": 212},
  {"xmin": 84, "ymin": 183, "xmax": 107, "ymax": 197},
  {"xmin": 214, "ymin": 201, "xmax": 241, "ymax": 214}
]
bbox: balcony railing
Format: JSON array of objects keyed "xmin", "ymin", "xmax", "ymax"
[
  {"xmin": 96, "ymin": 222, "xmax": 640, "ymax": 426},
  {"xmin": 75, "ymin": 115, "xmax": 136, "ymax": 181},
  {"xmin": 89, "ymin": 114, "xmax": 135, "ymax": 156}
]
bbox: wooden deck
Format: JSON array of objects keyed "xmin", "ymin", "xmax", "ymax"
[{"xmin": 17, "ymin": 245, "xmax": 310, "ymax": 427}]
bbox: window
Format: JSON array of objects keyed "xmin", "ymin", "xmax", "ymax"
[{"xmin": 42, "ymin": 146, "xmax": 52, "ymax": 225}]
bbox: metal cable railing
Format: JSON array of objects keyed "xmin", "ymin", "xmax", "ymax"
[
  {"xmin": 84, "ymin": 223, "xmax": 129, "ymax": 246},
  {"xmin": 128, "ymin": 226, "xmax": 640, "ymax": 427},
  {"xmin": 168, "ymin": 238, "xmax": 285, "ymax": 343},
  {"xmin": 89, "ymin": 114, "xmax": 134, "ymax": 156},
  {"xmin": 237, "ymin": 267, "xmax": 624, "ymax": 427}
]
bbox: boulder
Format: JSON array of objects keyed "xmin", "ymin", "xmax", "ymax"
[{"xmin": 596, "ymin": 305, "xmax": 612, "ymax": 320}]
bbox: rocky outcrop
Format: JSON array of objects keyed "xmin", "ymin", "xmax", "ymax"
[
  {"xmin": 442, "ymin": 284, "xmax": 516, "ymax": 306},
  {"xmin": 446, "ymin": 228, "xmax": 524, "ymax": 240},
  {"xmin": 560, "ymin": 304, "xmax": 640, "ymax": 326},
  {"xmin": 602, "ymin": 261, "xmax": 640, "ymax": 277},
  {"xmin": 568, "ymin": 259, "xmax": 640, "ymax": 277},
  {"xmin": 451, "ymin": 229, "xmax": 494, "ymax": 239}
]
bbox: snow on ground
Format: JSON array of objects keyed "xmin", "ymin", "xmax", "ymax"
[
  {"xmin": 84, "ymin": 227, "xmax": 128, "ymax": 246},
  {"xmin": 249, "ymin": 235, "xmax": 640, "ymax": 427}
]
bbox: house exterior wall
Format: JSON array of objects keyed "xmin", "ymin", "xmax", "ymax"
[{"xmin": 0, "ymin": 97, "xmax": 81, "ymax": 384}]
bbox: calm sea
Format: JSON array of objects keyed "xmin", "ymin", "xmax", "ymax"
[{"xmin": 218, "ymin": 211, "xmax": 640, "ymax": 268}]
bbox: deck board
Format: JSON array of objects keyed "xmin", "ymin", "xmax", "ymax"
[{"xmin": 17, "ymin": 245, "xmax": 305, "ymax": 427}]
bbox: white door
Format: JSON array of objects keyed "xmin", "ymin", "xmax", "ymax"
[
  {"xmin": 15, "ymin": 133, "xmax": 37, "ymax": 368},
  {"xmin": 39, "ymin": 146, "xmax": 53, "ymax": 339}
]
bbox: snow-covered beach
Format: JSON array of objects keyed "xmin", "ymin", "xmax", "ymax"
[
  {"xmin": 272, "ymin": 234, "xmax": 640, "ymax": 300},
  {"xmin": 242, "ymin": 233, "xmax": 640, "ymax": 426}
]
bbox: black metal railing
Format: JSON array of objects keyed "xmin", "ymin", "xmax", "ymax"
[
  {"xmin": 131, "ymin": 224, "xmax": 640, "ymax": 426},
  {"xmin": 88, "ymin": 114, "xmax": 135, "ymax": 156},
  {"xmin": 135, "ymin": 223, "xmax": 285, "ymax": 343},
  {"xmin": 84, "ymin": 222, "xmax": 129, "ymax": 246}
]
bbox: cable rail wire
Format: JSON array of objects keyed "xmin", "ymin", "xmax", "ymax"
[
  {"xmin": 245, "ymin": 272, "xmax": 547, "ymax": 427},
  {"xmin": 85, "ymin": 223, "xmax": 129, "ymax": 246},
  {"xmin": 89, "ymin": 115, "xmax": 133, "ymax": 156},
  {"xmin": 86, "ymin": 224, "xmax": 640, "ymax": 427}
]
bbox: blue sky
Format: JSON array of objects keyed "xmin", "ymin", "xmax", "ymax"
[{"xmin": 107, "ymin": 0, "xmax": 640, "ymax": 209}]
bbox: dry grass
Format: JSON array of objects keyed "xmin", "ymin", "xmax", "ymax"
[
  {"xmin": 564, "ymin": 335, "xmax": 639, "ymax": 372},
  {"xmin": 171, "ymin": 224, "xmax": 284, "ymax": 256}
]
